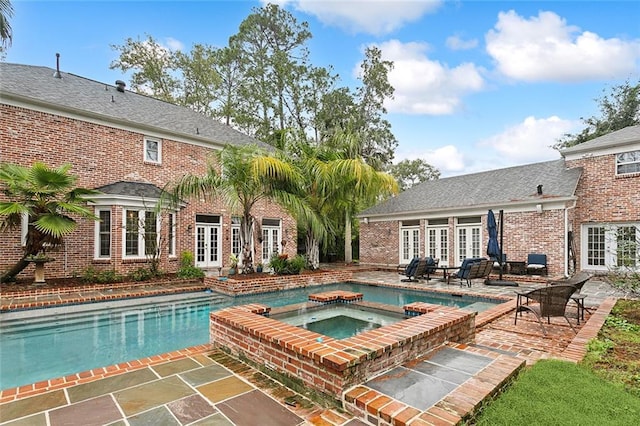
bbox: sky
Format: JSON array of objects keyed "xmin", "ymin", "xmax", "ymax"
[{"xmin": 5, "ymin": 0, "xmax": 640, "ymax": 177}]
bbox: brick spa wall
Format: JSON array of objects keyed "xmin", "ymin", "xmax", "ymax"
[
  {"xmin": 205, "ymin": 269, "xmax": 354, "ymax": 296},
  {"xmin": 210, "ymin": 303, "xmax": 475, "ymax": 403}
]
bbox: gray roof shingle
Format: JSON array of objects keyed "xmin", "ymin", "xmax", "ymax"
[
  {"xmin": 0, "ymin": 62, "xmax": 270, "ymax": 149},
  {"xmin": 560, "ymin": 125, "xmax": 640, "ymax": 155},
  {"xmin": 362, "ymin": 159, "xmax": 582, "ymax": 217},
  {"xmin": 95, "ymin": 181, "xmax": 164, "ymax": 198}
]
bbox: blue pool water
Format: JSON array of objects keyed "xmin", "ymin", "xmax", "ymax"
[{"xmin": 0, "ymin": 282, "xmax": 499, "ymax": 390}]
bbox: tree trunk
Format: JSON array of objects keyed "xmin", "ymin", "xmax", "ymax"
[
  {"xmin": 306, "ymin": 233, "xmax": 320, "ymax": 270},
  {"xmin": 344, "ymin": 209, "xmax": 353, "ymax": 264},
  {"xmin": 239, "ymin": 213, "xmax": 255, "ymax": 273},
  {"xmin": 1, "ymin": 258, "xmax": 30, "ymax": 283}
]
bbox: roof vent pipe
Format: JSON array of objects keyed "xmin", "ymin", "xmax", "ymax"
[
  {"xmin": 537, "ymin": 184, "xmax": 543, "ymax": 195},
  {"xmin": 53, "ymin": 53, "xmax": 62, "ymax": 79},
  {"xmin": 115, "ymin": 80, "xmax": 126, "ymax": 92}
]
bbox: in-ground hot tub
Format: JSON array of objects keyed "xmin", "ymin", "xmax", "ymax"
[{"xmin": 210, "ymin": 291, "xmax": 477, "ymax": 402}]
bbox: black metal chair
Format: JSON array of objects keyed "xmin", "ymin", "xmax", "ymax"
[{"xmin": 515, "ymin": 284, "xmax": 578, "ymax": 335}]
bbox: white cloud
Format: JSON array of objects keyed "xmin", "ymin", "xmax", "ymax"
[
  {"xmin": 164, "ymin": 37, "xmax": 185, "ymax": 52},
  {"xmin": 446, "ymin": 35, "xmax": 478, "ymax": 51},
  {"xmin": 479, "ymin": 116, "xmax": 576, "ymax": 164},
  {"xmin": 279, "ymin": 0, "xmax": 442, "ymax": 35},
  {"xmin": 486, "ymin": 10, "xmax": 640, "ymax": 82},
  {"xmin": 369, "ymin": 40, "xmax": 485, "ymax": 115},
  {"xmin": 396, "ymin": 144, "xmax": 466, "ymax": 175}
]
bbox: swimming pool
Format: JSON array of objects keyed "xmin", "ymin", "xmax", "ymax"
[{"xmin": 0, "ymin": 282, "xmax": 500, "ymax": 390}]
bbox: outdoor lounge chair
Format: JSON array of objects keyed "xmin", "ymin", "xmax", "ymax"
[
  {"xmin": 514, "ymin": 284, "xmax": 578, "ymax": 335},
  {"xmin": 451, "ymin": 258, "xmax": 490, "ymax": 287},
  {"xmin": 401, "ymin": 257, "xmax": 428, "ymax": 282},
  {"xmin": 526, "ymin": 253, "xmax": 548, "ymax": 275}
]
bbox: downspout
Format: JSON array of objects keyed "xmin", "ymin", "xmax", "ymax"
[{"xmin": 564, "ymin": 200, "xmax": 578, "ymax": 277}]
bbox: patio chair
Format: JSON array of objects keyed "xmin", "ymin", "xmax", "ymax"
[
  {"xmin": 549, "ymin": 271, "xmax": 593, "ymax": 323},
  {"xmin": 450, "ymin": 257, "xmax": 485, "ymax": 287},
  {"xmin": 514, "ymin": 284, "xmax": 578, "ymax": 335},
  {"xmin": 401, "ymin": 257, "xmax": 428, "ymax": 282},
  {"xmin": 526, "ymin": 253, "xmax": 548, "ymax": 275}
]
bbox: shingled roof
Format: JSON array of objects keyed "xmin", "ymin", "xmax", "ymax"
[
  {"xmin": 361, "ymin": 159, "xmax": 582, "ymax": 217},
  {"xmin": 561, "ymin": 124, "xmax": 640, "ymax": 156},
  {"xmin": 0, "ymin": 62, "xmax": 270, "ymax": 150},
  {"xmin": 95, "ymin": 181, "xmax": 165, "ymax": 199}
]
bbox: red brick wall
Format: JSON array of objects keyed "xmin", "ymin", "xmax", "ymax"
[
  {"xmin": 567, "ymin": 153, "xmax": 640, "ymax": 270},
  {"xmin": 360, "ymin": 210, "xmax": 567, "ymax": 276},
  {"xmin": 0, "ymin": 104, "xmax": 297, "ymax": 279}
]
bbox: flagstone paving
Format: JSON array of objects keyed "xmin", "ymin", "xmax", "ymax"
[{"xmin": 0, "ymin": 269, "xmax": 627, "ymax": 425}]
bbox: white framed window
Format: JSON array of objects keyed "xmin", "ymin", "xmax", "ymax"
[
  {"xmin": 144, "ymin": 138, "xmax": 161, "ymax": 164},
  {"xmin": 95, "ymin": 209, "xmax": 112, "ymax": 259},
  {"xmin": 426, "ymin": 218, "xmax": 449, "ymax": 266},
  {"xmin": 123, "ymin": 209, "xmax": 159, "ymax": 258},
  {"xmin": 582, "ymin": 223, "xmax": 639, "ymax": 271},
  {"xmin": 231, "ymin": 217, "xmax": 241, "ymax": 257},
  {"xmin": 21, "ymin": 212, "xmax": 29, "ymax": 246},
  {"xmin": 616, "ymin": 150, "xmax": 640, "ymax": 175},
  {"xmin": 167, "ymin": 212, "xmax": 176, "ymax": 257}
]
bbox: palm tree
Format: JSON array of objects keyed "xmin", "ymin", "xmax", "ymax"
[
  {"xmin": 325, "ymin": 131, "xmax": 398, "ymax": 263},
  {"xmin": 0, "ymin": 162, "xmax": 99, "ymax": 282},
  {"xmin": 0, "ymin": 0, "xmax": 13, "ymax": 49},
  {"xmin": 168, "ymin": 144, "xmax": 314, "ymax": 270}
]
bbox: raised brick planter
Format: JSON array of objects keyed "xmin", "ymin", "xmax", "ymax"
[{"xmin": 205, "ymin": 270, "xmax": 354, "ymax": 296}]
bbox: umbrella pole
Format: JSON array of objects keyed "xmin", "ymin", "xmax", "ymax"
[{"xmin": 499, "ymin": 209, "xmax": 504, "ymax": 280}]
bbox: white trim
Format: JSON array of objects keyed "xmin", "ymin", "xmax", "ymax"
[
  {"xmin": 94, "ymin": 208, "xmax": 112, "ymax": 259},
  {"xmin": 563, "ymin": 141, "xmax": 640, "ymax": 162},
  {"xmin": 144, "ymin": 137, "xmax": 162, "ymax": 164},
  {"xmin": 122, "ymin": 208, "xmax": 160, "ymax": 259}
]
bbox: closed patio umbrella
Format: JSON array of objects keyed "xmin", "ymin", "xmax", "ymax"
[{"xmin": 485, "ymin": 209, "xmax": 517, "ymax": 286}]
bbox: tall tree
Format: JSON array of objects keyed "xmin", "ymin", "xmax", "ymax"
[
  {"xmin": 325, "ymin": 132, "xmax": 398, "ymax": 263},
  {"xmin": 168, "ymin": 144, "xmax": 315, "ymax": 270},
  {"xmin": 388, "ymin": 159, "xmax": 440, "ymax": 191},
  {"xmin": 175, "ymin": 43, "xmax": 222, "ymax": 116},
  {"xmin": 229, "ymin": 3, "xmax": 313, "ymax": 142},
  {"xmin": 355, "ymin": 46, "xmax": 398, "ymax": 169},
  {"xmin": 0, "ymin": 162, "xmax": 99, "ymax": 283},
  {"xmin": 0, "ymin": 0, "xmax": 12, "ymax": 49},
  {"xmin": 555, "ymin": 80, "xmax": 640, "ymax": 149},
  {"xmin": 110, "ymin": 35, "xmax": 181, "ymax": 103}
]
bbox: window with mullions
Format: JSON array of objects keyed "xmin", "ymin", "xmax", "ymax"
[
  {"xmin": 144, "ymin": 138, "xmax": 161, "ymax": 164},
  {"xmin": 124, "ymin": 209, "xmax": 158, "ymax": 257},
  {"xmin": 96, "ymin": 210, "xmax": 111, "ymax": 258},
  {"xmin": 586, "ymin": 226, "xmax": 606, "ymax": 267},
  {"xmin": 231, "ymin": 217, "xmax": 241, "ymax": 257},
  {"xmin": 617, "ymin": 226, "xmax": 638, "ymax": 267},
  {"xmin": 616, "ymin": 150, "xmax": 640, "ymax": 175}
]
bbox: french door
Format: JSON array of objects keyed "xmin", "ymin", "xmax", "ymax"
[
  {"xmin": 427, "ymin": 227, "xmax": 449, "ymax": 266},
  {"xmin": 262, "ymin": 226, "xmax": 281, "ymax": 264},
  {"xmin": 456, "ymin": 226, "xmax": 481, "ymax": 264},
  {"xmin": 195, "ymin": 224, "xmax": 221, "ymax": 268},
  {"xmin": 400, "ymin": 227, "xmax": 420, "ymax": 264}
]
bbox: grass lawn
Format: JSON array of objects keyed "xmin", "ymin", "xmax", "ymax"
[{"xmin": 471, "ymin": 299, "xmax": 640, "ymax": 425}]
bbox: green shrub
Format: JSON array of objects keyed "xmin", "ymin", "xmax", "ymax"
[
  {"xmin": 128, "ymin": 267, "xmax": 154, "ymax": 282},
  {"xmin": 269, "ymin": 253, "xmax": 305, "ymax": 275},
  {"xmin": 81, "ymin": 266, "xmax": 123, "ymax": 284},
  {"xmin": 177, "ymin": 251, "xmax": 205, "ymax": 279}
]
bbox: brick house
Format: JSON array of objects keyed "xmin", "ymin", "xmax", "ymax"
[
  {"xmin": 0, "ymin": 62, "xmax": 298, "ymax": 280},
  {"xmin": 359, "ymin": 125, "xmax": 640, "ymax": 277}
]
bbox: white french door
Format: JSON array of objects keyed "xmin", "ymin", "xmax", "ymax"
[
  {"xmin": 427, "ymin": 227, "xmax": 449, "ymax": 266},
  {"xmin": 400, "ymin": 227, "xmax": 420, "ymax": 264},
  {"xmin": 195, "ymin": 224, "xmax": 221, "ymax": 268},
  {"xmin": 456, "ymin": 226, "xmax": 481, "ymax": 264},
  {"xmin": 262, "ymin": 226, "xmax": 281, "ymax": 264}
]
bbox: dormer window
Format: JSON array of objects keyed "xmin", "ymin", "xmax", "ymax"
[
  {"xmin": 616, "ymin": 150, "xmax": 640, "ymax": 175},
  {"xmin": 144, "ymin": 138, "xmax": 161, "ymax": 164}
]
